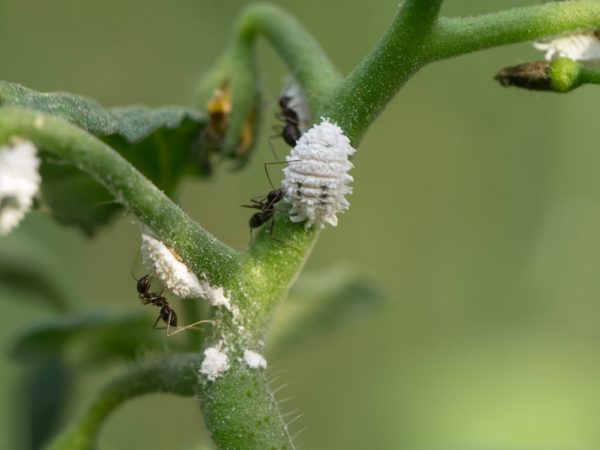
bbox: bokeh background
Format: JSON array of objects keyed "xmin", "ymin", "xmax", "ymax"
[{"xmin": 1, "ymin": 0, "xmax": 600, "ymax": 449}]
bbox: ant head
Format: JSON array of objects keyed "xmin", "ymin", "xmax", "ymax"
[{"xmin": 278, "ymin": 95, "xmax": 292, "ymax": 109}]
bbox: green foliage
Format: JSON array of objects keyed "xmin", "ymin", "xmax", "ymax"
[
  {"xmin": 0, "ymin": 256, "xmax": 71, "ymax": 313},
  {"xmin": 0, "ymin": 81, "xmax": 208, "ymax": 234},
  {"xmin": 0, "ymin": 82, "xmax": 204, "ymax": 144},
  {"xmin": 11, "ymin": 313, "xmax": 166, "ymax": 365},
  {"xmin": 18, "ymin": 357, "xmax": 72, "ymax": 450},
  {"xmin": 2, "ymin": 2, "xmax": 600, "ymax": 450},
  {"xmin": 46, "ymin": 353, "xmax": 201, "ymax": 450}
]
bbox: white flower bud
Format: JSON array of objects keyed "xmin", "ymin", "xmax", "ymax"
[
  {"xmin": 0, "ymin": 139, "xmax": 41, "ymax": 236},
  {"xmin": 282, "ymin": 118, "xmax": 356, "ymax": 229}
]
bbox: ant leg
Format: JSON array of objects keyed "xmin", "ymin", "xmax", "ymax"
[
  {"xmin": 152, "ymin": 314, "xmax": 163, "ymax": 329},
  {"xmin": 268, "ymin": 134, "xmax": 281, "ymax": 162},
  {"xmin": 167, "ymin": 320, "xmax": 216, "ymax": 336},
  {"xmin": 269, "ymin": 217, "xmax": 276, "ymax": 236}
]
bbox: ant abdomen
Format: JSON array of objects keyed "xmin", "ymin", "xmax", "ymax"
[{"xmin": 161, "ymin": 306, "xmax": 177, "ymax": 327}]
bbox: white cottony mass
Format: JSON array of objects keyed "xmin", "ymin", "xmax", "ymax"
[
  {"xmin": 282, "ymin": 118, "xmax": 356, "ymax": 229},
  {"xmin": 0, "ymin": 139, "xmax": 41, "ymax": 236},
  {"xmin": 140, "ymin": 230, "xmax": 205, "ymax": 299},
  {"xmin": 534, "ymin": 33, "xmax": 600, "ymax": 61},
  {"xmin": 200, "ymin": 347, "xmax": 230, "ymax": 381}
]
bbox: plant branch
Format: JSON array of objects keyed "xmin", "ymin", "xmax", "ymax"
[
  {"xmin": 46, "ymin": 354, "xmax": 200, "ymax": 450},
  {"xmin": 423, "ymin": 1, "xmax": 600, "ymax": 62},
  {"xmin": 235, "ymin": 3, "xmax": 340, "ymax": 110},
  {"xmin": 323, "ymin": 0, "xmax": 444, "ymax": 143},
  {"xmin": 0, "ymin": 108, "xmax": 239, "ymax": 285}
]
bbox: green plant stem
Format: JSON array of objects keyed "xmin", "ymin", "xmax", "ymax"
[
  {"xmin": 45, "ymin": 354, "xmax": 200, "ymax": 450},
  {"xmin": 423, "ymin": 1, "xmax": 600, "ymax": 61},
  {"xmin": 196, "ymin": 216, "xmax": 316, "ymax": 449},
  {"xmin": 579, "ymin": 64, "xmax": 600, "ymax": 84},
  {"xmin": 236, "ymin": 3, "xmax": 340, "ymax": 111},
  {"xmin": 0, "ymin": 108, "xmax": 238, "ymax": 285},
  {"xmin": 548, "ymin": 58, "xmax": 600, "ymax": 92},
  {"xmin": 324, "ymin": 0, "xmax": 444, "ymax": 143},
  {"xmin": 324, "ymin": 0, "xmax": 600, "ymax": 143}
]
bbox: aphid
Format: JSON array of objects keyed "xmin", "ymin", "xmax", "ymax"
[{"xmin": 135, "ymin": 274, "xmax": 212, "ymax": 336}]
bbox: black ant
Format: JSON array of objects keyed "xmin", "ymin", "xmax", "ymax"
[
  {"xmin": 135, "ymin": 275, "xmax": 212, "ymax": 336},
  {"xmin": 242, "ymin": 188, "xmax": 285, "ymax": 236},
  {"xmin": 276, "ymin": 95, "xmax": 302, "ymax": 147},
  {"xmin": 241, "ymin": 148, "xmax": 295, "ymax": 239}
]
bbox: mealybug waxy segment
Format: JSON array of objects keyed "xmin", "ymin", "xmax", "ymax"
[{"xmin": 282, "ymin": 118, "xmax": 356, "ymax": 229}]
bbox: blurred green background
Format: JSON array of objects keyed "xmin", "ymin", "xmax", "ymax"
[{"xmin": 2, "ymin": 0, "xmax": 600, "ymax": 449}]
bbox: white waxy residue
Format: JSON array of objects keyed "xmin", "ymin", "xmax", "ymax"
[
  {"xmin": 534, "ymin": 33, "xmax": 600, "ymax": 61},
  {"xmin": 243, "ymin": 349, "xmax": 267, "ymax": 369},
  {"xmin": 140, "ymin": 230, "xmax": 236, "ymax": 315},
  {"xmin": 0, "ymin": 139, "xmax": 41, "ymax": 236},
  {"xmin": 200, "ymin": 347, "xmax": 230, "ymax": 381},
  {"xmin": 140, "ymin": 231, "xmax": 205, "ymax": 298}
]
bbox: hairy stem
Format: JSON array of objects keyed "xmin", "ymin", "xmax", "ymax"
[
  {"xmin": 423, "ymin": 1, "xmax": 600, "ymax": 61},
  {"xmin": 236, "ymin": 2, "xmax": 340, "ymax": 111},
  {"xmin": 46, "ymin": 354, "xmax": 200, "ymax": 450},
  {"xmin": 324, "ymin": 0, "xmax": 444, "ymax": 143},
  {"xmin": 0, "ymin": 108, "xmax": 238, "ymax": 285}
]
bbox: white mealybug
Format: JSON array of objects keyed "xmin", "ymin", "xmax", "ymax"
[
  {"xmin": 534, "ymin": 32, "xmax": 600, "ymax": 61},
  {"xmin": 140, "ymin": 228, "xmax": 236, "ymax": 315},
  {"xmin": 282, "ymin": 118, "xmax": 356, "ymax": 228},
  {"xmin": 0, "ymin": 138, "xmax": 41, "ymax": 236},
  {"xmin": 140, "ymin": 229, "xmax": 205, "ymax": 299}
]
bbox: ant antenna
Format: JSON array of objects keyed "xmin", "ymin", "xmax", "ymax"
[
  {"xmin": 129, "ymin": 248, "xmax": 146, "ymax": 282},
  {"xmin": 166, "ymin": 319, "xmax": 215, "ymax": 337}
]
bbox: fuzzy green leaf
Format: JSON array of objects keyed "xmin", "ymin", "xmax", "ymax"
[
  {"xmin": 0, "ymin": 81, "xmax": 204, "ymax": 143},
  {"xmin": 0, "ymin": 256, "xmax": 71, "ymax": 313},
  {"xmin": 17, "ymin": 357, "xmax": 72, "ymax": 450},
  {"xmin": 0, "ymin": 81, "xmax": 208, "ymax": 234},
  {"xmin": 11, "ymin": 313, "xmax": 168, "ymax": 365}
]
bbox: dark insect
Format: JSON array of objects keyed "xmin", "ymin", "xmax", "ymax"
[
  {"xmin": 242, "ymin": 188, "xmax": 285, "ymax": 236},
  {"xmin": 275, "ymin": 95, "xmax": 302, "ymax": 147},
  {"xmin": 135, "ymin": 275, "xmax": 211, "ymax": 336}
]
